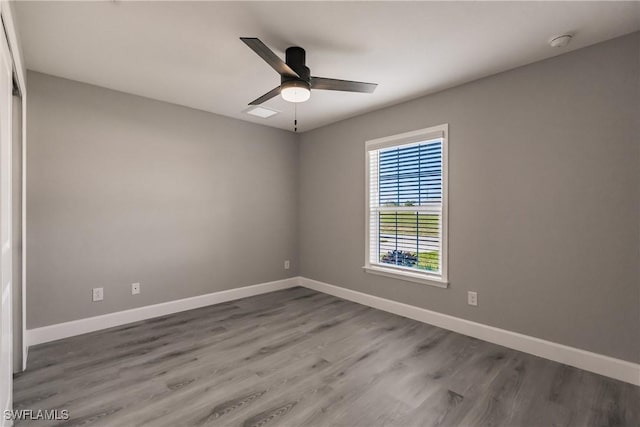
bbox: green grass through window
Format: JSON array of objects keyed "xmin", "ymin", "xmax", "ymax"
[{"xmin": 378, "ymin": 212, "xmax": 440, "ymax": 271}]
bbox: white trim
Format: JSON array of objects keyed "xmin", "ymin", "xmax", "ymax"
[
  {"xmin": 299, "ymin": 277, "xmax": 640, "ymax": 386},
  {"xmin": 0, "ymin": 0, "xmax": 28, "ymax": 373},
  {"xmin": 440, "ymin": 126, "xmax": 449, "ymax": 283},
  {"xmin": 0, "ymin": 2, "xmax": 26, "ymax": 91},
  {"xmin": 26, "ymin": 277, "xmax": 299, "ymax": 347},
  {"xmin": 22, "ymin": 276, "xmax": 640, "ymax": 385},
  {"xmin": 374, "ymin": 204, "xmax": 441, "ymax": 213},
  {"xmin": 19, "ymin": 81, "xmax": 25, "ymax": 372},
  {"xmin": 364, "ymin": 124, "xmax": 449, "ymax": 284},
  {"xmin": 365, "ymin": 125, "xmax": 447, "ymax": 151},
  {"xmin": 362, "ymin": 265, "xmax": 448, "ymax": 288},
  {"xmin": 1, "ymin": 394, "xmax": 11, "ymax": 427},
  {"xmin": 0, "ymin": 18, "xmax": 13, "ymax": 427}
]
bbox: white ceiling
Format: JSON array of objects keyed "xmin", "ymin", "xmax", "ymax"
[{"xmin": 15, "ymin": 1, "xmax": 640, "ymax": 133}]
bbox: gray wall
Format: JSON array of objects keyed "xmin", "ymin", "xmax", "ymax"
[
  {"xmin": 299, "ymin": 33, "xmax": 640, "ymax": 363},
  {"xmin": 26, "ymin": 33, "xmax": 640, "ymax": 363},
  {"xmin": 27, "ymin": 71, "xmax": 299, "ymax": 328},
  {"xmin": 12, "ymin": 94, "xmax": 22, "ymax": 371}
]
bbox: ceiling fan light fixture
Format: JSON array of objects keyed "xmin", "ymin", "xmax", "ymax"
[{"xmin": 281, "ymin": 80, "xmax": 311, "ymax": 103}]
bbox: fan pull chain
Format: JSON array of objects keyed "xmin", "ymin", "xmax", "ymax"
[{"xmin": 294, "ymin": 103, "xmax": 298, "ymax": 132}]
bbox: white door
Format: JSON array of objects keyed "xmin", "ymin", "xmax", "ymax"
[{"xmin": 0, "ymin": 25, "xmax": 13, "ymax": 424}]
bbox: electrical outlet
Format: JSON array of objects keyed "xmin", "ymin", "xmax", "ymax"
[
  {"xmin": 92, "ymin": 287, "xmax": 104, "ymax": 302},
  {"xmin": 131, "ymin": 282, "xmax": 141, "ymax": 295},
  {"xmin": 467, "ymin": 291, "xmax": 478, "ymax": 307},
  {"xmin": 284, "ymin": 260, "xmax": 290, "ymax": 270}
]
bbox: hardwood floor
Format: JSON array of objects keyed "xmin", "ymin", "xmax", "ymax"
[{"xmin": 13, "ymin": 287, "xmax": 639, "ymax": 427}]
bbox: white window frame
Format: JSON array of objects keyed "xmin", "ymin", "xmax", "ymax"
[{"xmin": 363, "ymin": 124, "xmax": 449, "ymax": 288}]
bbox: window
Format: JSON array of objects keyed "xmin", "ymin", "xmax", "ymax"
[{"xmin": 364, "ymin": 124, "xmax": 448, "ymax": 287}]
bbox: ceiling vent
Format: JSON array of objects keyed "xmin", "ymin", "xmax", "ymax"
[{"xmin": 244, "ymin": 105, "xmax": 280, "ymax": 118}]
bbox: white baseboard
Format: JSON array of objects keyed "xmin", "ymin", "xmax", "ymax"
[
  {"xmin": 21, "ymin": 346, "xmax": 27, "ymax": 372},
  {"xmin": 299, "ymin": 277, "xmax": 640, "ymax": 386},
  {"xmin": 25, "ymin": 277, "xmax": 299, "ymax": 347},
  {"xmin": 24, "ymin": 275, "xmax": 639, "ymax": 386}
]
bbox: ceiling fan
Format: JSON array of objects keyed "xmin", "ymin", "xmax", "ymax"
[{"xmin": 240, "ymin": 37, "xmax": 378, "ymax": 105}]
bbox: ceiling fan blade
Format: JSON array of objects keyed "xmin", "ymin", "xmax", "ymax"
[
  {"xmin": 240, "ymin": 37, "xmax": 299, "ymax": 78},
  {"xmin": 249, "ymin": 86, "xmax": 281, "ymax": 105},
  {"xmin": 311, "ymin": 77, "xmax": 377, "ymax": 93}
]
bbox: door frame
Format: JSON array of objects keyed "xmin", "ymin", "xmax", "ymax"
[
  {"xmin": 0, "ymin": 1, "xmax": 27, "ymax": 372},
  {"xmin": 0, "ymin": 12, "xmax": 13, "ymax": 425}
]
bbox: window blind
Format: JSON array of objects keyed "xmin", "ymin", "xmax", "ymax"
[{"xmin": 368, "ymin": 137, "xmax": 444, "ymax": 276}]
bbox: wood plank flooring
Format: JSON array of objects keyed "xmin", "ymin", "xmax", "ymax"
[{"xmin": 13, "ymin": 287, "xmax": 639, "ymax": 426}]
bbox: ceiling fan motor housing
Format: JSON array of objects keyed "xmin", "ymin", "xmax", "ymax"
[{"xmin": 283, "ymin": 47, "xmax": 310, "ymax": 85}]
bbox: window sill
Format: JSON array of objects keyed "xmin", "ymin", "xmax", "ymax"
[{"xmin": 362, "ymin": 265, "xmax": 449, "ymax": 288}]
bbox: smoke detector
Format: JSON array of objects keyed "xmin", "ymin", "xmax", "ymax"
[{"xmin": 549, "ymin": 34, "xmax": 573, "ymax": 48}]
